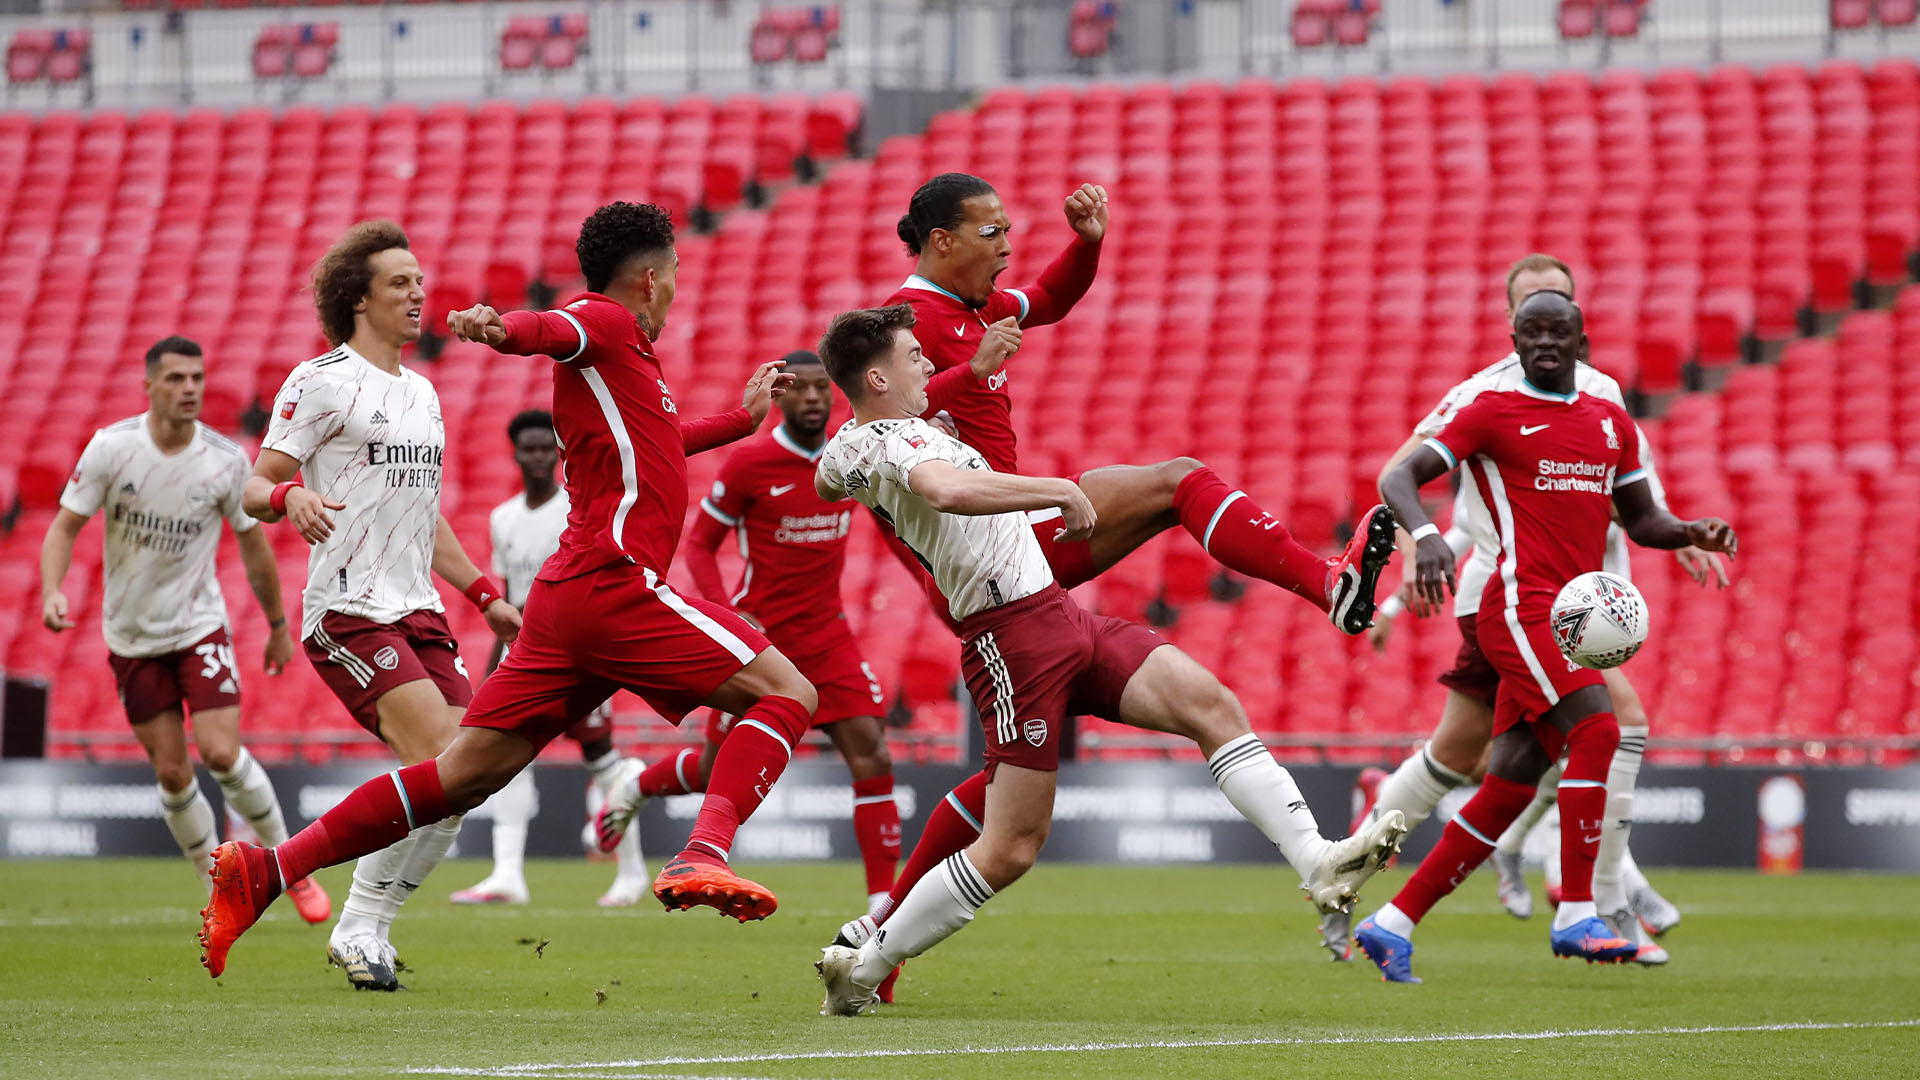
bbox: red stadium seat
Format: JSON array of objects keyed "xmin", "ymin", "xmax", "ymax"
[{"xmin": 1559, "ymin": 0, "xmax": 1597, "ymax": 39}]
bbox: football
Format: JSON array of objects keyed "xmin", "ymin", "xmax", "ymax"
[{"xmin": 1550, "ymin": 570, "xmax": 1649, "ymax": 670}]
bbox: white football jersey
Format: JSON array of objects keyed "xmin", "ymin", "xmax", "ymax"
[
  {"xmin": 59, "ymin": 416, "xmax": 258, "ymax": 658},
  {"xmin": 263, "ymin": 344, "xmax": 447, "ymax": 639},
  {"xmin": 1416, "ymin": 355, "xmax": 1666, "ymax": 618},
  {"xmin": 489, "ymin": 490, "xmax": 570, "ymax": 608},
  {"xmin": 818, "ymin": 416, "xmax": 1053, "ymax": 621}
]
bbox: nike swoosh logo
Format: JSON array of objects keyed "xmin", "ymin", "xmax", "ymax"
[
  {"xmin": 1581, "ymin": 833, "xmax": 1604, "ymax": 844},
  {"xmin": 770, "ymin": 484, "xmax": 796, "ymax": 496},
  {"xmin": 1520, "ymin": 424, "xmax": 1551, "ymax": 435},
  {"xmin": 954, "ymin": 325, "xmax": 966, "ymax": 337}
]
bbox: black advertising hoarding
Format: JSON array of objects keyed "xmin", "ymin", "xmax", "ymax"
[{"xmin": 2, "ymin": 760, "xmax": 1917, "ymax": 871}]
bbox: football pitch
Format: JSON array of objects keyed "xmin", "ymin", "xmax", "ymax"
[{"xmin": 4, "ymin": 860, "xmax": 1915, "ymax": 1079}]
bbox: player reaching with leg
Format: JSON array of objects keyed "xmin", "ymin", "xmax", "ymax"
[
  {"xmin": 803, "ymin": 305, "xmax": 1407, "ymax": 1015},
  {"xmin": 448, "ymin": 409, "xmax": 649, "ymax": 909},
  {"xmin": 1350, "ymin": 290, "xmax": 1736, "ymax": 983},
  {"xmin": 199, "ymin": 202, "xmax": 813, "ymax": 980},
  {"xmin": 602, "ymin": 350, "xmax": 901, "ymax": 915},
  {"xmin": 1326, "ymin": 254, "xmax": 1723, "ymax": 963},
  {"xmin": 40, "ymin": 336, "xmax": 328, "ymax": 924},
  {"xmin": 235, "ymin": 222, "xmax": 522, "ymax": 988}
]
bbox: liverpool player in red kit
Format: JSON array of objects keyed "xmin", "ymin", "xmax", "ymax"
[
  {"xmin": 834, "ymin": 174, "xmax": 1398, "ymax": 964},
  {"xmin": 1352, "ymin": 291, "xmax": 1737, "ymax": 983},
  {"xmin": 199, "ymin": 202, "xmax": 813, "ymax": 978},
  {"xmin": 607, "ymin": 350, "xmax": 900, "ymax": 915}
]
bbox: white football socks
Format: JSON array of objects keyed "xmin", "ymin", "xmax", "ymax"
[
  {"xmin": 211, "ymin": 747, "xmax": 290, "ymax": 846},
  {"xmin": 158, "ymin": 781, "xmax": 218, "ymax": 878},
  {"xmin": 1553, "ymin": 899, "xmax": 1598, "ymax": 931},
  {"xmin": 485, "ymin": 768, "xmax": 538, "ymax": 887},
  {"xmin": 1207, "ymin": 733, "xmax": 1327, "ymax": 870},
  {"xmin": 1621, "ymin": 847, "xmax": 1650, "ymax": 894},
  {"xmin": 335, "ymin": 841, "xmax": 403, "ymax": 940},
  {"xmin": 852, "ymin": 851, "xmax": 995, "ymax": 987},
  {"xmin": 1373, "ymin": 745, "xmax": 1469, "ymax": 831},
  {"xmin": 377, "ymin": 816, "xmax": 464, "ymax": 940},
  {"xmin": 1593, "ymin": 724, "xmax": 1646, "ymax": 915},
  {"xmin": 1496, "ymin": 760, "xmax": 1563, "ymax": 855},
  {"xmin": 1373, "ymin": 902, "xmax": 1416, "ymax": 939},
  {"xmin": 583, "ymin": 748, "xmax": 623, "ymax": 792}
]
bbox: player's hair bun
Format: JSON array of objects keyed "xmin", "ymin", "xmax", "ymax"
[{"xmin": 897, "ymin": 213, "xmax": 921, "ymax": 255}]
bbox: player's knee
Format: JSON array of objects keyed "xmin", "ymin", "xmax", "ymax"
[
  {"xmin": 976, "ymin": 828, "xmax": 1047, "ymax": 887},
  {"xmin": 154, "ymin": 761, "xmax": 195, "ymax": 794},
  {"xmin": 770, "ymin": 676, "xmax": 818, "ymax": 716},
  {"xmin": 1153, "ymin": 457, "xmax": 1205, "ymax": 496},
  {"xmin": 847, "ymin": 736, "xmax": 892, "ymax": 780},
  {"xmin": 200, "ymin": 746, "xmax": 238, "ymax": 774},
  {"xmin": 1178, "ymin": 675, "xmax": 1249, "ymax": 747},
  {"xmin": 1614, "ymin": 695, "xmax": 1648, "ymax": 729}
]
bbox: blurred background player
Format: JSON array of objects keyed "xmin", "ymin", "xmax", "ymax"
[
  {"xmin": 858, "ymin": 174, "xmax": 1399, "ymax": 946},
  {"xmin": 197, "ymin": 202, "xmax": 814, "ymax": 982},
  {"xmin": 449, "ymin": 409, "xmax": 649, "ymax": 909},
  {"xmin": 1353, "ymin": 290, "xmax": 1736, "ymax": 983},
  {"xmin": 1334, "ymin": 255, "xmax": 1718, "ymax": 964},
  {"xmin": 624, "ymin": 349, "xmax": 902, "ymax": 916},
  {"xmin": 243, "ymin": 221, "xmax": 522, "ymax": 990},
  {"xmin": 810, "ymin": 305, "xmax": 1406, "ymax": 1015},
  {"xmin": 39, "ymin": 336, "xmax": 329, "ymax": 924}
]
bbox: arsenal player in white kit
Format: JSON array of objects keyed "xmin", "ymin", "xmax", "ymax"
[
  {"xmin": 1352, "ymin": 290, "xmax": 1736, "ymax": 983},
  {"xmin": 238, "ymin": 221, "xmax": 521, "ymax": 990},
  {"xmin": 808, "ymin": 305, "xmax": 1407, "ymax": 1015},
  {"xmin": 39, "ymin": 335, "xmax": 329, "ymax": 923},
  {"xmin": 199, "ymin": 202, "xmax": 813, "ymax": 980}
]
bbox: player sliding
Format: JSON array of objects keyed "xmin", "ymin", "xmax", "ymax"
[
  {"xmin": 599, "ymin": 350, "xmax": 902, "ymax": 916},
  {"xmin": 199, "ymin": 202, "xmax": 811, "ymax": 981},
  {"xmin": 1352, "ymin": 290, "xmax": 1736, "ymax": 983},
  {"xmin": 1328, "ymin": 254, "xmax": 1717, "ymax": 963},
  {"xmin": 246, "ymin": 222, "xmax": 521, "ymax": 989},
  {"xmin": 840, "ymin": 175, "xmax": 1399, "ymax": 971},
  {"xmin": 449, "ymin": 410, "xmax": 648, "ymax": 909},
  {"xmin": 40, "ymin": 336, "xmax": 329, "ymax": 924},
  {"xmin": 807, "ymin": 305, "xmax": 1408, "ymax": 1015}
]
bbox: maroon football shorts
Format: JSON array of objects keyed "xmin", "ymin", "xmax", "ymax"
[
  {"xmin": 108, "ymin": 626, "xmax": 243, "ymax": 725},
  {"xmin": 1476, "ymin": 602, "xmax": 1605, "ymax": 760},
  {"xmin": 462, "ymin": 561, "xmax": 771, "ymax": 754},
  {"xmin": 1436, "ymin": 613, "xmax": 1501, "ymax": 706},
  {"xmin": 305, "ymin": 609, "xmax": 474, "ymax": 737},
  {"xmin": 957, "ymin": 584, "xmax": 1166, "ymax": 775}
]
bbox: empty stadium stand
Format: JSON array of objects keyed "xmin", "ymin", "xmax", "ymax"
[{"xmin": 4, "ymin": 60, "xmax": 1914, "ymax": 766}]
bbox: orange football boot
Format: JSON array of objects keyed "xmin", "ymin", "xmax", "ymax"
[
  {"xmin": 199, "ymin": 841, "xmax": 271, "ymax": 977},
  {"xmin": 652, "ymin": 856, "xmax": 778, "ymax": 922}
]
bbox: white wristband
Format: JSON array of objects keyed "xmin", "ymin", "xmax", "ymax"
[
  {"xmin": 1408, "ymin": 523, "xmax": 1440, "ymax": 542},
  {"xmin": 1379, "ymin": 594, "xmax": 1406, "ymax": 619}
]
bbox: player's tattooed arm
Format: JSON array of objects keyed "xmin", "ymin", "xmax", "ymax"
[
  {"xmin": 1612, "ymin": 479, "xmax": 1738, "ymax": 556},
  {"xmin": 1379, "ymin": 445, "xmax": 1458, "ymax": 610}
]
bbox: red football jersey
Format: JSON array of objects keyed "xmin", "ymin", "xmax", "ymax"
[
  {"xmin": 887, "ymin": 275, "xmax": 1029, "ymax": 474},
  {"xmin": 499, "ymin": 293, "xmax": 754, "ymax": 583},
  {"xmin": 1423, "ymin": 382, "xmax": 1646, "ymax": 614},
  {"xmin": 696, "ymin": 426, "xmax": 855, "ymax": 638}
]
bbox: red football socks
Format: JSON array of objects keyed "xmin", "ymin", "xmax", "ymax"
[
  {"xmin": 271, "ymin": 759, "xmax": 448, "ymax": 890},
  {"xmin": 1555, "ymin": 712, "xmax": 1621, "ymax": 904},
  {"xmin": 639, "ymin": 746, "xmax": 704, "ymax": 798},
  {"xmin": 1172, "ymin": 467, "xmax": 1330, "ymax": 610},
  {"xmin": 1391, "ymin": 773, "xmax": 1536, "ymax": 924},
  {"xmin": 877, "ymin": 770, "xmax": 987, "ymax": 923},
  {"xmin": 851, "ymin": 775, "xmax": 903, "ymax": 896},
  {"xmin": 682, "ymin": 696, "xmax": 813, "ymax": 866}
]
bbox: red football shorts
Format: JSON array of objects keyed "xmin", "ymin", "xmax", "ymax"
[
  {"xmin": 305, "ymin": 610, "xmax": 474, "ymax": 737},
  {"xmin": 1475, "ymin": 602, "xmax": 1604, "ymax": 760},
  {"xmin": 1436, "ymin": 613, "xmax": 1501, "ymax": 706},
  {"xmin": 703, "ymin": 623, "xmax": 884, "ymax": 742},
  {"xmin": 108, "ymin": 626, "xmax": 243, "ymax": 725},
  {"xmin": 957, "ymin": 584, "xmax": 1165, "ymax": 775},
  {"xmin": 463, "ymin": 561, "xmax": 771, "ymax": 753}
]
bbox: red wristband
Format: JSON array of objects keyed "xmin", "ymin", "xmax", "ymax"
[
  {"xmin": 269, "ymin": 481, "xmax": 302, "ymax": 516},
  {"xmin": 464, "ymin": 576, "xmax": 503, "ymax": 612}
]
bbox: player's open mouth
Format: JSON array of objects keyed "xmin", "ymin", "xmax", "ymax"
[{"xmin": 407, "ymin": 308, "xmax": 421, "ymax": 323}]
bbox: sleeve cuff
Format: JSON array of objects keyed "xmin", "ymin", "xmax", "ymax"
[
  {"xmin": 554, "ymin": 310, "xmax": 589, "ymax": 363},
  {"xmin": 700, "ymin": 499, "xmax": 738, "ymax": 527},
  {"xmin": 1008, "ymin": 289, "xmax": 1030, "ymax": 324},
  {"xmin": 1616, "ymin": 468, "xmax": 1648, "ymax": 487},
  {"xmin": 57, "ymin": 497, "xmax": 97, "ymax": 518},
  {"xmin": 1422, "ymin": 437, "xmax": 1458, "ymax": 469}
]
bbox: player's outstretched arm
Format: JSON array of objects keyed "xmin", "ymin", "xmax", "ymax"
[
  {"xmin": 38, "ymin": 508, "xmax": 87, "ymax": 632},
  {"xmin": 684, "ymin": 360, "xmax": 793, "ymax": 455},
  {"xmin": 1379, "ymin": 447, "xmax": 1458, "ymax": 611},
  {"xmin": 234, "ymin": 526, "xmax": 294, "ymax": 674},
  {"xmin": 1012, "ymin": 184, "xmax": 1107, "ymax": 328},
  {"xmin": 431, "ymin": 515, "xmax": 522, "ymax": 643},
  {"xmin": 684, "ymin": 507, "xmax": 734, "ymax": 604},
  {"xmin": 1613, "ymin": 480, "xmax": 1738, "ymax": 556},
  {"xmin": 908, "ymin": 460, "xmax": 1095, "ymax": 541}
]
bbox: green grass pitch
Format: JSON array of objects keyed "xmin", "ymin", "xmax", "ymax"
[{"xmin": 4, "ymin": 859, "xmax": 1916, "ymax": 1079}]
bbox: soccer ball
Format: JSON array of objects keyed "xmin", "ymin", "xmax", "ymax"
[{"xmin": 1550, "ymin": 571, "xmax": 1648, "ymax": 670}]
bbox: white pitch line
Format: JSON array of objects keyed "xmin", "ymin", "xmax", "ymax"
[{"xmin": 408, "ymin": 1018, "xmax": 1920, "ymax": 1077}]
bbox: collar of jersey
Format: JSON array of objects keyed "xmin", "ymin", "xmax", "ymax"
[
  {"xmin": 139, "ymin": 410, "xmax": 201, "ymax": 456},
  {"xmin": 773, "ymin": 424, "xmax": 824, "ymax": 461},
  {"xmin": 901, "ymin": 274, "xmax": 968, "ymax": 306},
  {"xmin": 1518, "ymin": 378, "xmax": 1578, "ymax": 404}
]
